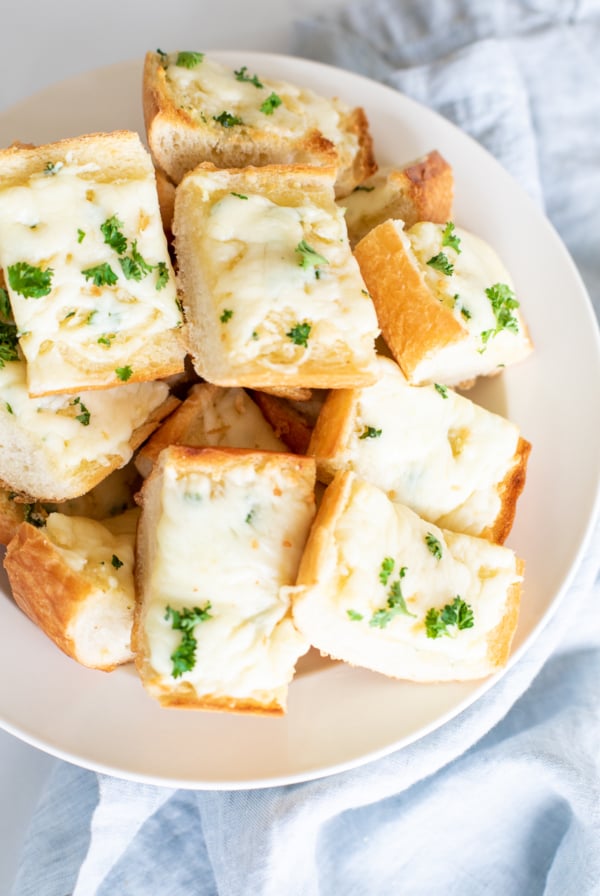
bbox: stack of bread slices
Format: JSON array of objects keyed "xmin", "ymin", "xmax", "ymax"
[{"xmin": 0, "ymin": 51, "xmax": 533, "ymax": 715}]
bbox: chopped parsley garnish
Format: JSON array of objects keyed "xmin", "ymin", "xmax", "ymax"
[
  {"xmin": 481, "ymin": 282, "xmax": 520, "ymax": 345},
  {"xmin": 260, "ymin": 92, "xmax": 282, "ymax": 115},
  {"xmin": 100, "ymin": 215, "xmax": 128, "ymax": 255},
  {"xmin": 425, "ymin": 596, "xmax": 474, "ymax": 639},
  {"xmin": 82, "ymin": 263, "xmax": 118, "ymax": 287},
  {"xmin": 359, "ymin": 425, "xmax": 382, "ymax": 440},
  {"xmin": 245, "ymin": 508, "xmax": 255, "ymax": 524},
  {"xmin": 213, "ymin": 111, "xmax": 243, "ymax": 128},
  {"xmin": 220, "ymin": 308, "xmax": 233, "ymax": 323},
  {"xmin": 352, "ymin": 185, "xmax": 375, "ymax": 192},
  {"xmin": 155, "ymin": 261, "xmax": 169, "ymax": 291},
  {"xmin": 0, "ymin": 287, "xmax": 10, "ymax": 319},
  {"xmin": 230, "ymin": 192, "xmax": 248, "ymax": 200},
  {"xmin": 120, "ymin": 241, "xmax": 153, "ymax": 281},
  {"xmin": 24, "ymin": 504, "xmax": 46, "ymax": 528},
  {"xmin": 8, "ymin": 262, "xmax": 54, "ymax": 298},
  {"xmin": 370, "ymin": 567, "xmax": 415, "ymax": 628},
  {"xmin": 111, "ymin": 554, "xmax": 124, "ymax": 569},
  {"xmin": 0, "ymin": 323, "xmax": 19, "ymax": 368},
  {"xmin": 176, "ymin": 51, "xmax": 204, "ymax": 69},
  {"xmin": 115, "ymin": 365, "xmax": 133, "ymax": 381},
  {"xmin": 97, "ymin": 335, "xmax": 112, "ymax": 346},
  {"xmin": 460, "ymin": 306, "xmax": 472, "ymax": 320},
  {"xmin": 434, "ymin": 383, "xmax": 448, "ymax": 399},
  {"xmin": 286, "ymin": 322, "xmax": 311, "ymax": 347},
  {"xmin": 77, "ymin": 229, "xmax": 86, "ymax": 244},
  {"xmin": 70, "ymin": 397, "xmax": 91, "ymax": 426},
  {"xmin": 347, "ymin": 609, "xmax": 364, "ymax": 621},
  {"xmin": 295, "ymin": 240, "xmax": 329, "ymax": 274},
  {"xmin": 234, "ymin": 66, "xmax": 263, "ymax": 88},
  {"xmin": 44, "ymin": 161, "xmax": 63, "ymax": 176},
  {"xmin": 425, "ymin": 532, "xmax": 443, "ymax": 560},
  {"xmin": 165, "ymin": 603, "xmax": 212, "ymax": 678},
  {"xmin": 426, "ymin": 252, "xmax": 454, "ymax": 276},
  {"xmin": 441, "ymin": 221, "xmax": 461, "ymax": 253},
  {"xmin": 379, "ymin": 557, "xmax": 395, "ymax": 585},
  {"xmin": 5, "ymin": 402, "xmax": 13, "ymax": 414}
]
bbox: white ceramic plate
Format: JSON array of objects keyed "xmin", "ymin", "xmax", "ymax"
[{"xmin": 0, "ymin": 53, "xmax": 598, "ymax": 789}]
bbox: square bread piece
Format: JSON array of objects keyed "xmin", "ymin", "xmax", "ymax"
[
  {"xmin": 143, "ymin": 50, "xmax": 376, "ymax": 197},
  {"xmin": 341, "ymin": 150, "xmax": 454, "ymax": 247},
  {"xmin": 0, "ymin": 131, "xmax": 185, "ymax": 396},
  {"xmin": 173, "ymin": 163, "xmax": 380, "ymax": 389},
  {"xmin": 354, "ymin": 220, "xmax": 533, "ymax": 387},
  {"xmin": 0, "ymin": 358, "xmax": 177, "ymax": 501},
  {"xmin": 308, "ymin": 356, "xmax": 530, "ymax": 543},
  {"xmin": 134, "ymin": 383, "xmax": 287, "ymax": 478},
  {"xmin": 292, "ymin": 471, "xmax": 524, "ymax": 682},
  {"xmin": 4, "ymin": 509, "xmax": 138, "ymax": 671},
  {"xmin": 133, "ymin": 446, "xmax": 316, "ymax": 714}
]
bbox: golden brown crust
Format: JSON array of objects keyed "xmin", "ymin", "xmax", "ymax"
[
  {"xmin": 173, "ymin": 162, "xmax": 379, "ymax": 390},
  {"xmin": 354, "ymin": 220, "xmax": 465, "ymax": 380},
  {"xmin": 306, "ymin": 388, "xmax": 358, "ymax": 481},
  {"xmin": 143, "ymin": 51, "xmax": 374, "ymax": 195},
  {"xmin": 296, "ymin": 469, "xmax": 353, "ymax": 588},
  {"xmin": 249, "ymin": 391, "xmax": 315, "ymax": 455},
  {"xmin": 482, "ymin": 437, "xmax": 532, "ymax": 544},
  {"xmin": 344, "ymin": 150, "xmax": 453, "ymax": 245},
  {"xmin": 4, "ymin": 523, "xmax": 125, "ymax": 671},
  {"xmin": 0, "ymin": 490, "xmax": 26, "ymax": 544},
  {"xmin": 486, "ymin": 558, "xmax": 524, "ymax": 668},
  {"xmin": 150, "ymin": 689, "xmax": 285, "ymax": 715}
]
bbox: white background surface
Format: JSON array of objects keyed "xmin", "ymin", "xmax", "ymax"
[{"xmin": 0, "ymin": 3, "xmax": 343, "ymax": 891}]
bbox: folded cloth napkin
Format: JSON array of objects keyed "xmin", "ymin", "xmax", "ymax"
[{"xmin": 12, "ymin": 2, "xmax": 600, "ymax": 894}]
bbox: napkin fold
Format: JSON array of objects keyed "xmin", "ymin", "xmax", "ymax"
[{"xmin": 12, "ymin": 2, "xmax": 600, "ymax": 894}]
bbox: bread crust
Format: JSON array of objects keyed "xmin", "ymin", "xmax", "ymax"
[
  {"xmin": 249, "ymin": 391, "xmax": 316, "ymax": 455},
  {"xmin": 4, "ymin": 522, "xmax": 133, "ymax": 671},
  {"xmin": 0, "ymin": 131, "xmax": 187, "ymax": 395},
  {"xmin": 344, "ymin": 150, "xmax": 454, "ymax": 245},
  {"xmin": 133, "ymin": 445, "xmax": 315, "ymax": 714},
  {"xmin": 143, "ymin": 52, "xmax": 376, "ymax": 196},
  {"xmin": 173, "ymin": 162, "xmax": 380, "ymax": 389},
  {"xmin": 294, "ymin": 471, "xmax": 524, "ymax": 681},
  {"xmin": 354, "ymin": 220, "xmax": 466, "ymax": 379}
]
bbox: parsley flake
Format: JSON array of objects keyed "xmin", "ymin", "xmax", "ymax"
[
  {"xmin": 100, "ymin": 215, "xmax": 127, "ymax": 255},
  {"xmin": 425, "ymin": 596, "xmax": 474, "ymax": 639},
  {"xmin": 115, "ymin": 365, "xmax": 133, "ymax": 382},
  {"xmin": 70, "ymin": 397, "xmax": 91, "ymax": 426},
  {"xmin": 230, "ymin": 192, "xmax": 248, "ymax": 200},
  {"xmin": 359, "ymin": 426, "xmax": 382, "ymax": 440},
  {"xmin": 176, "ymin": 51, "xmax": 204, "ymax": 69},
  {"xmin": 0, "ymin": 287, "xmax": 10, "ymax": 320},
  {"xmin": 82, "ymin": 263, "xmax": 118, "ymax": 287},
  {"xmin": 213, "ymin": 111, "xmax": 243, "ymax": 128},
  {"xmin": 426, "ymin": 253, "xmax": 454, "ymax": 276},
  {"xmin": 77, "ymin": 229, "xmax": 86, "ymax": 244},
  {"xmin": 484, "ymin": 282, "xmax": 520, "ymax": 340},
  {"xmin": 425, "ymin": 532, "xmax": 443, "ymax": 560},
  {"xmin": 286, "ymin": 322, "xmax": 311, "ymax": 347},
  {"xmin": 0, "ymin": 322, "xmax": 19, "ymax": 368},
  {"xmin": 379, "ymin": 557, "xmax": 395, "ymax": 585},
  {"xmin": 370, "ymin": 567, "xmax": 415, "ymax": 628},
  {"xmin": 295, "ymin": 240, "xmax": 329, "ymax": 274},
  {"xmin": 8, "ymin": 262, "xmax": 54, "ymax": 298},
  {"xmin": 434, "ymin": 383, "xmax": 448, "ymax": 399},
  {"xmin": 352, "ymin": 185, "xmax": 375, "ymax": 192},
  {"xmin": 234, "ymin": 66, "xmax": 263, "ymax": 88},
  {"xmin": 155, "ymin": 261, "xmax": 169, "ymax": 291},
  {"xmin": 111, "ymin": 554, "xmax": 124, "ymax": 569},
  {"xmin": 165, "ymin": 603, "xmax": 212, "ymax": 678},
  {"xmin": 441, "ymin": 221, "xmax": 461, "ymax": 253},
  {"xmin": 44, "ymin": 161, "xmax": 63, "ymax": 176},
  {"xmin": 119, "ymin": 241, "xmax": 154, "ymax": 281},
  {"xmin": 347, "ymin": 609, "xmax": 364, "ymax": 621},
  {"xmin": 220, "ymin": 308, "xmax": 233, "ymax": 323},
  {"xmin": 260, "ymin": 92, "xmax": 282, "ymax": 115}
]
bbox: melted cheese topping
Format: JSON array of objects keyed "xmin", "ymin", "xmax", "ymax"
[
  {"xmin": 144, "ymin": 458, "xmax": 314, "ymax": 702},
  {"xmin": 0, "ymin": 155, "xmax": 182, "ymax": 391},
  {"xmin": 0, "ymin": 359, "xmax": 169, "ymax": 472},
  {"xmin": 297, "ymin": 475, "xmax": 521, "ymax": 679},
  {"xmin": 403, "ymin": 221, "xmax": 532, "ymax": 383},
  {"xmin": 340, "ymin": 166, "xmax": 400, "ymax": 239},
  {"xmin": 165, "ymin": 54, "xmax": 358, "ymax": 164},
  {"xmin": 335, "ymin": 356, "xmax": 520, "ymax": 534},
  {"xmin": 187, "ymin": 182, "xmax": 379, "ymax": 374},
  {"xmin": 45, "ymin": 511, "xmax": 136, "ymax": 666}
]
